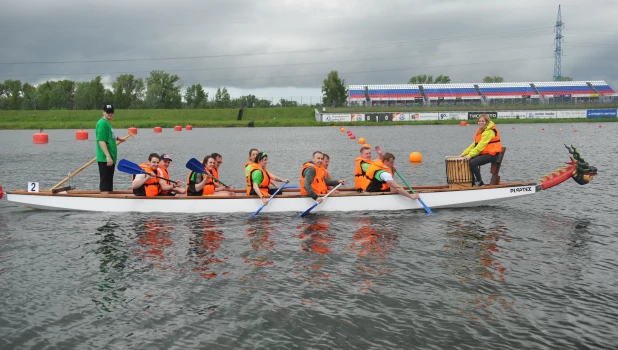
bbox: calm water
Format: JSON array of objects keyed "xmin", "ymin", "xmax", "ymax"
[{"xmin": 0, "ymin": 123, "xmax": 617, "ymax": 349}]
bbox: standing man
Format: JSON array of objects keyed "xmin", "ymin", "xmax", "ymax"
[{"xmin": 96, "ymin": 104, "xmax": 123, "ymax": 193}]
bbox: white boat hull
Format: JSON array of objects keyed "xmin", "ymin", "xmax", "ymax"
[{"xmin": 6, "ymin": 183, "xmax": 539, "ymax": 213}]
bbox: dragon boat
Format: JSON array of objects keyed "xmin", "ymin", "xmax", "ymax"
[{"xmin": 1, "ymin": 146, "xmax": 597, "ymax": 214}]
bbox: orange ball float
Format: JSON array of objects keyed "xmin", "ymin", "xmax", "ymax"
[
  {"xmin": 358, "ymin": 137, "xmax": 366, "ymax": 144},
  {"xmin": 75, "ymin": 129, "xmax": 88, "ymax": 140},
  {"xmin": 409, "ymin": 152, "xmax": 423, "ymax": 162},
  {"xmin": 186, "ymin": 125, "xmax": 193, "ymax": 130},
  {"xmin": 459, "ymin": 121, "xmax": 467, "ymax": 126},
  {"xmin": 128, "ymin": 126, "xmax": 138, "ymax": 135},
  {"xmin": 340, "ymin": 128, "xmax": 345, "ymax": 132},
  {"xmin": 154, "ymin": 126, "xmax": 163, "ymax": 133},
  {"xmin": 33, "ymin": 130, "xmax": 49, "ymax": 144}
]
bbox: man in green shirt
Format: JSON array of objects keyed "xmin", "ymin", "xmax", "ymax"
[{"xmin": 96, "ymin": 104, "xmax": 123, "ymax": 192}]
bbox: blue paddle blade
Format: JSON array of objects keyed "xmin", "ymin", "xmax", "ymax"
[
  {"xmin": 297, "ymin": 203, "xmax": 318, "ymax": 217},
  {"xmin": 185, "ymin": 158, "xmax": 205, "ymax": 174},
  {"xmin": 246, "ymin": 204, "xmax": 265, "ymax": 218},
  {"xmin": 117, "ymin": 159, "xmax": 146, "ymax": 175}
]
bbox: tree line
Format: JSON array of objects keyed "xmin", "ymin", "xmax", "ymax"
[{"xmin": 0, "ymin": 70, "xmax": 310, "ymax": 110}]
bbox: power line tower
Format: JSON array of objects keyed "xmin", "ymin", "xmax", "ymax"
[{"xmin": 553, "ymin": 5, "xmax": 564, "ymax": 81}]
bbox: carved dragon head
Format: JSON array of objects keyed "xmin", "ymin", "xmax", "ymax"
[{"xmin": 565, "ymin": 144, "xmax": 597, "ymax": 185}]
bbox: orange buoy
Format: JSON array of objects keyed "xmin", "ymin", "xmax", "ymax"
[
  {"xmin": 33, "ymin": 130, "xmax": 48, "ymax": 144},
  {"xmin": 174, "ymin": 125, "xmax": 182, "ymax": 131},
  {"xmin": 186, "ymin": 125, "xmax": 193, "ymax": 130},
  {"xmin": 358, "ymin": 137, "xmax": 366, "ymax": 144},
  {"xmin": 128, "ymin": 126, "xmax": 138, "ymax": 135},
  {"xmin": 75, "ymin": 129, "xmax": 88, "ymax": 140},
  {"xmin": 459, "ymin": 121, "xmax": 467, "ymax": 126},
  {"xmin": 340, "ymin": 128, "xmax": 345, "ymax": 132},
  {"xmin": 154, "ymin": 126, "xmax": 163, "ymax": 133},
  {"xmin": 333, "ymin": 126, "xmax": 337, "ymax": 128},
  {"xmin": 409, "ymin": 152, "xmax": 423, "ymax": 162}
]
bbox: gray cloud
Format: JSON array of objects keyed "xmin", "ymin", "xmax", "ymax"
[{"xmin": 1, "ymin": 0, "xmax": 617, "ymax": 99}]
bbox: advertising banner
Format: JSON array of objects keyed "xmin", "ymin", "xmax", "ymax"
[
  {"xmin": 322, "ymin": 114, "xmax": 351, "ymax": 122},
  {"xmin": 392, "ymin": 113, "xmax": 409, "ymax": 122},
  {"xmin": 351, "ymin": 114, "xmax": 365, "ymax": 122},
  {"xmin": 526, "ymin": 111, "xmax": 557, "ymax": 119},
  {"xmin": 587, "ymin": 109, "xmax": 617, "ymax": 118},
  {"xmin": 411, "ymin": 112, "xmax": 439, "ymax": 121},
  {"xmin": 468, "ymin": 111, "xmax": 497, "ymax": 120},
  {"xmin": 556, "ymin": 110, "xmax": 587, "ymax": 119},
  {"xmin": 497, "ymin": 111, "xmax": 527, "ymax": 119},
  {"xmin": 439, "ymin": 112, "xmax": 467, "ymax": 120}
]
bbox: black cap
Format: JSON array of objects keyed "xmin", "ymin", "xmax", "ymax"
[
  {"xmin": 161, "ymin": 154, "xmax": 172, "ymax": 161},
  {"xmin": 103, "ymin": 104, "xmax": 114, "ymax": 114}
]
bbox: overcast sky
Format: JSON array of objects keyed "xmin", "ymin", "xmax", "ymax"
[{"xmin": 1, "ymin": 0, "xmax": 617, "ymax": 101}]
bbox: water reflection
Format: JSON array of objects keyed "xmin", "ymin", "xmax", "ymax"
[
  {"xmin": 92, "ymin": 221, "xmax": 128, "ymax": 312},
  {"xmin": 293, "ymin": 216, "xmax": 333, "ymax": 289},
  {"xmin": 135, "ymin": 218, "xmax": 174, "ymax": 271},
  {"xmin": 188, "ymin": 217, "xmax": 227, "ymax": 279},
  {"xmin": 351, "ymin": 217, "xmax": 398, "ymax": 292},
  {"xmin": 443, "ymin": 219, "xmax": 513, "ymax": 320},
  {"xmin": 0, "ymin": 214, "xmax": 10, "ymax": 275},
  {"xmin": 243, "ymin": 217, "xmax": 276, "ymax": 268}
]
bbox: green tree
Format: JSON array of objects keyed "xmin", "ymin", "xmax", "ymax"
[
  {"xmin": 36, "ymin": 81, "xmax": 55, "ymax": 110},
  {"xmin": 221, "ymin": 87, "xmax": 231, "ymax": 108},
  {"xmin": 90, "ymin": 76, "xmax": 105, "ymax": 109},
  {"xmin": 556, "ymin": 76, "xmax": 573, "ymax": 81},
  {"xmin": 185, "ymin": 84, "xmax": 208, "ymax": 108},
  {"xmin": 482, "ymin": 76, "xmax": 505, "ymax": 83},
  {"xmin": 255, "ymin": 98, "xmax": 272, "ymax": 108},
  {"xmin": 22, "ymin": 83, "xmax": 38, "ymax": 110},
  {"xmin": 73, "ymin": 82, "xmax": 92, "ymax": 110},
  {"xmin": 48, "ymin": 80, "xmax": 75, "ymax": 109},
  {"xmin": 113, "ymin": 74, "xmax": 145, "ymax": 109},
  {"xmin": 322, "ymin": 70, "xmax": 348, "ymax": 106},
  {"xmin": 3, "ymin": 80, "xmax": 23, "ymax": 109},
  {"xmin": 279, "ymin": 98, "xmax": 298, "ymax": 107},
  {"xmin": 408, "ymin": 74, "xmax": 450, "ymax": 84},
  {"xmin": 144, "ymin": 70, "xmax": 181, "ymax": 109},
  {"xmin": 214, "ymin": 88, "xmax": 222, "ymax": 108}
]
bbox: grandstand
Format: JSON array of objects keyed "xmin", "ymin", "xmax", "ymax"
[{"xmin": 348, "ymin": 80, "xmax": 616, "ymax": 107}]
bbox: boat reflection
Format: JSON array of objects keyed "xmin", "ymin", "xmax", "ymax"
[
  {"xmin": 443, "ymin": 219, "xmax": 513, "ymax": 320},
  {"xmin": 351, "ymin": 216, "xmax": 398, "ymax": 288},
  {"xmin": 243, "ymin": 217, "xmax": 276, "ymax": 268},
  {"xmin": 293, "ymin": 215, "xmax": 333, "ymax": 288},
  {"xmin": 92, "ymin": 221, "xmax": 129, "ymax": 312},
  {"xmin": 188, "ymin": 217, "xmax": 227, "ymax": 279}
]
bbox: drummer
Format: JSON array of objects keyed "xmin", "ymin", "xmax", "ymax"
[{"xmin": 460, "ymin": 114, "xmax": 502, "ymax": 186}]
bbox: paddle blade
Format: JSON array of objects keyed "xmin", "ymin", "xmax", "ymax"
[
  {"xmin": 117, "ymin": 159, "xmax": 146, "ymax": 175},
  {"xmin": 186, "ymin": 158, "xmax": 205, "ymax": 174},
  {"xmin": 297, "ymin": 203, "xmax": 318, "ymax": 218},
  {"xmin": 246, "ymin": 204, "xmax": 266, "ymax": 218},
  {"xmin": 419, "ymin": 198, "xmax": 435, "ymax": 214}
]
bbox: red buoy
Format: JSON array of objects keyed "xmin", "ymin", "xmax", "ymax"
[
  {"xmin": 128, "ymin": 126, "xmax": 138, "ymax": 135},
  {"xmin": 459, "ymin": 121, "xmax": 468, "ymax": 126},
  {"xmin": 33, "ymin": 130, "xmax": 49, "ymax": 144},
  {"xmin": 76, "ymin": 129, "xmax": 88, "ymax": 140},
  {"xmin": 174, "ymin": 125, "xmax": 182, "ymax": 131},
  {"xmin": 0, "ymin": 185, "xmax": 4, "ymax": 199},
  {"xmin": 185, "ymin": 125, "xmax": 193, "ymax": 130},
  {"xmin": 350, "ymin": 135, "xmax": 356, "ymax": 140},
  {"xmin": 154, "ymin": 126, "xmax": 163, "ymax": 133}
]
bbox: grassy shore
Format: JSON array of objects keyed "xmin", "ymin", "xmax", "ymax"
[{"xmin": 0, "ymin": 106, "xmax": 615, "ymax": 129}]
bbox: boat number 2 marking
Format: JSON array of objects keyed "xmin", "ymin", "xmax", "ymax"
[{"xmin": 510, "ymin": 186, "xmax": 532, "ymax": 193}]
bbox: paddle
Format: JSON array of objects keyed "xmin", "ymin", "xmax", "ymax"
[
  {"xmin": 297, "ymin": 182, "xmax": 343, "ymax": 218},
  {"xmin": 49, "ymin": 133, "xmax": 134, "ymax": 190},
  {"xmin": 117, "ymin": 159, "xmax": 176, "ymax": 183},
  {"xmin": 394, "ymin": 169, "xmax": 434, "ymax": 214},
  {"xmin": 185, "ymin": 158, "xmax": 229, "ymax": 187},
  {"xmin": 246, "ymin": 182, "xmax": 288, "ymax": 218}
]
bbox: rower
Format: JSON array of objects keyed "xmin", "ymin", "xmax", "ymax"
[
  {"xmin": 363, "ymin": 152, "xmax": 419, "ymax": 200},
  {"xmin": 210, "ymin": 152, "xmax": 223, "ymax": 180},
  {"xmin": 246, "ymin": 152, "xmax": 289, "ymax": 205},
  {"xmin": 187, "ymin": 156, "xmax": 213, "ymax": 196},
  {"xmin": 300, "ymin": 151, "xmax": 345, "ymax": 204},
  {"xmin": 204, "ymin": 156, "xmax": 234, "ymax": 196},
  {"xmin": 322, "ymin": 153, "xmax": 333, "ymax": 181},
  {"xmin": 158, "ymin": 153, "xmax": 185, "ymax": 196},
  {"xmin": 354, "ymin": 146, "xmax": 374, "ymax": 192},
  {"xmin": 245, "ymin": 148, "xmax": 259, "ymax": 177},
  {"xmin": 132, "ymin": 153, "xmax": 180, "ymax": 197}
]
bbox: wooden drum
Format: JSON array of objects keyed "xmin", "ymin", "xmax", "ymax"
[{"xmin": 445, "ymin": 156, "xmax": 473, "ymax": 188}]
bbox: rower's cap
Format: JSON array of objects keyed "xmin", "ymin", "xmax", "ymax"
[
  {"xmin": 161, "ymin": 154, "xmax": 172, "ymax": 161},
  {"xmin": 256, "ymin": 152, "xmax": 268, "ymax": 161},
  {"xmin": 103, "ymin": 104, "xmax": 114, "ymax": 114}
]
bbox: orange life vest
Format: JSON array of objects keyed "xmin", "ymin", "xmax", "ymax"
[
  {"xmin": 475, "ymin": 125, "xmax": 502, "ymax": 156},
  {"xmin": 300, "ymin": 162, "xmax": 328, "ymax": 196},
  {"xmin": 364, "ymin": 160, "xmax": 393, "ymax": 192},
  {"xmin": 133, "ymin": 164, "xmax": 160, "ymax": 196},
  {"xmin": 211, "ymin": 167, "xmax": 219, "ymax": 181},
  {"xmin": 354, "ymin": 157, "xmax": 372, "ymax": 190},
  {"xmin": 202, "ymin": 168, "xmax": 216, "ymax": 195},
  {"xmin": 157, "ymin": 167, "xmax": 171, "ymax": 195},
  {"xmin": 320, "ymin": 165, "xmax": 332, "ymax": 180},
  {"xmin": 246, "ymin": 163, "xmax": 271, "ymax": 196}
]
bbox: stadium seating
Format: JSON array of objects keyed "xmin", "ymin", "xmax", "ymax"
[
  {"xmin": 590, "ymin": 80, "xmax": 616, "ymax": 96},
  {"xmin": 478, "ymin": 83, "xmax": 537, "ymax": 98},
  {"xmin": 422, "ymin": 84, "xmax": 478, "ymax": 99},
  {"xmin": 355, "ymin": 84, "xmax": 423, "ymax": 100},
  {"xmin": 533, "ymin": 81, "xmax": 594, "ymax": 97}
]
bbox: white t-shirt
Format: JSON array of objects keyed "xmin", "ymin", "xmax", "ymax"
[{"xmin": 379, "ymin": 172, "xmax": 393, "ymax": 182}]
